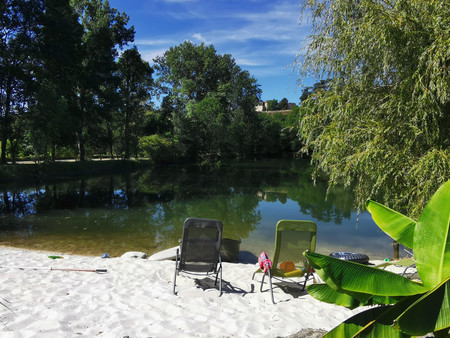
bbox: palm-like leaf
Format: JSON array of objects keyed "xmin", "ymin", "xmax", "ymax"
[
  {"xmin": 394, "ymin": 276, "xmax": 450, "ymax": 336},
  {"xmin": 324, "ymin": 306, "xmax": 390, "ymax": 338},
  {"xmin": 325, "ymin": 295, "xmax": 422, "ymax": 337},
  {"xmin": 306, "ymin": 252, "xmax": 427, "ymax": 296},
  {"xmin": 310, "ymin": 181, "xmax": 450, "ymax": 337},
  {"xmin": 414, "ymin": 180, "xmax": 450, "ymax": 288},
  {"xmin": 307, "ymin": 283, "xmax": 398, "ymax": 309},
  {"xmin": 365, "ymin": 200, "xmax": 416, "ymax": 249},
  {"xmin": 307, "ymin": 283, "xmax": 367, "ymax": 309}
]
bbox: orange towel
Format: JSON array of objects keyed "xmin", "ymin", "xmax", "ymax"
[{"xmin": 280, "ymin": 261, "xmax": 295, "ymax": 272}]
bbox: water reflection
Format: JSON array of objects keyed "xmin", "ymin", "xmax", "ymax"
[{"xmin": 0, "ymin": 159, "xmax": 395, "ymax": 259}]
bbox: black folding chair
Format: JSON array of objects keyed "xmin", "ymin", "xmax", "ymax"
[{"xmin": 173, "ymin": 218, "xmax": 223, "ymax": 295}]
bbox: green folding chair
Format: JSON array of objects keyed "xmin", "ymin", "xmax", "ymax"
[{"xmin": 252, "ymin": 220, "xmax": 317, "ymax": 304}]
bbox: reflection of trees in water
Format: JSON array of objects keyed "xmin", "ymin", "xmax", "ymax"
[
  {"xmin": 137, "ymin": 164, "xmax": 264, "ymax": 240},
  {"xmin": 1, "ymin": 190, "xmax": 38, "ymax": 220},
  {"xmin": 287, "ymin": 181, "xmax": 353, "ymax": 224},
  {"xmin": 0, "ymin": 159, "xmax": 357, "ymax": 246}
]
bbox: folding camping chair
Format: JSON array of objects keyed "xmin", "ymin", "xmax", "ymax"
[
  {"xmin": 253, "ymin": 220, "xmax": 317, "ymax": 304},
  {"xmin": 173, "ymin": 218, "xmax": 223, "ymax": 295}
]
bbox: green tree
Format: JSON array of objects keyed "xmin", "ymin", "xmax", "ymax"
[
  {"xmin": 278, "ymin": 97, "xmax": 289, "ymax": 110},
  {"xmin": 71, "ymin": 0, "xmax": 134, "ymax": 161},
  {"xmin": 266, "ymin": 99, "xmax": 278, "ymax": 111},
  {"xmin": 154, "ymin": 41, "xmax": 226, "ymax": 103},
  {"xmin": 116, "ymin": 46, "xmax": 153, "ymax": 159},
  {"xmin": 0, "ymin": 0, "xmax": 42, "ymax": 163},
  {"xmin": 154, "ymin": 41, "xmax": 261, "ymax": 161},
  {"xmin": 297, "ymin": 0, "xmax": 450, "ymax": 217},
  {"xmin": 29, "ymin": 0, "xmax": 82, "ymax": 160},
  {"xmin": 299, "ymin": 79, "xmax": 329, "ymax": 103}
]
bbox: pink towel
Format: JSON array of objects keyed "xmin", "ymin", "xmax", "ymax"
[{"xmin": 258, "ymin": 252, "xmax": 272, "ymax": 273}]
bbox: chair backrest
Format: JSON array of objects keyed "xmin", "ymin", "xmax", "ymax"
[
  {"xmin": 272, "ymin": 220, "xmax": 317, "ymax": 271},
  {"xmin": 179, "ymin": 218, "xmax": 223, "ymax": 273}
]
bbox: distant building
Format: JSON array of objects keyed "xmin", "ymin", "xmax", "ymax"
[
  {"xmin": 255, "ymin": 100, "xmax": 297, "ymax": 113},
  {"xmin": 255, "ymin": 101, "xmax": 267, "ymax": 112}
]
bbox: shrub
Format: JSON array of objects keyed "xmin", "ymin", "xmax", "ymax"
[{"xmin": 138, "ymin": 135, "xmax": 181, "ymax": 163}]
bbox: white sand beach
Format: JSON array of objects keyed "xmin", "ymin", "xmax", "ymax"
[{"xmin": 0, "ymin": 246, "xmax": 404, "ymax": 337}]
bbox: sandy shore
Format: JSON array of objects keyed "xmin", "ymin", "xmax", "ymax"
[{"xmin": 0, "ymin": 246, "xmax": 396, "ymax": 337}]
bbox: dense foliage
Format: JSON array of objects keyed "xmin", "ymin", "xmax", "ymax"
[
  {"xmin": 1, "ymin": 0, "xmax": 143, "ymax": 162},
  {"xmin": 306, "ymin": 180, "xmax": 450, "ymax": 337},
  {"xmin": 297, "ymin": 0, "xmax": 450, "ymax": 218},
  {"xmin": 1, "ymin": 1, "xmax": 300, "ymax": 164},
  {"xmin": 153, "ymin": 41, "xmax": 297, "ymax": 162}
]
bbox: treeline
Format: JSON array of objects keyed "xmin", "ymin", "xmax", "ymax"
[{"xmin": 0, "ymin": 0, "xmax": 300, "ymax": 165}]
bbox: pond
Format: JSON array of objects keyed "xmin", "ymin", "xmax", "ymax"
[{"xmin": 0, "ymin": 159, "xmax": 399, "ymax": 260}]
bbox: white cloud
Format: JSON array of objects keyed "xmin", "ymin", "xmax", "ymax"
[
  {"xmin": 192, "ymin": 33, "xmax": 210, "ymax": 44},
  {"xmin": 140, "ymin": 49, "xmax": 168, "ymax": 63},
  {"xmin": 234, "ymin": 57, "xmax": 267, "ymax": 67},
  {"xmin": 127, "ymin": 0, "xmax": 312, "ymax": 91},
  {"xmin": 135, "ymin": 38, "xmax": 177, "ymax": 46}
]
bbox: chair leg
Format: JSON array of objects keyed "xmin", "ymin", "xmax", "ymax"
[
  {"xmin": 173, "ymin": 248, "xmax": 179, "ymax": 295},
  {"xmin": 260, "ymin": 269, "xmax": 275, "ymax": 304},
  {"xmin": 267, "ymin": 269, "xmax": 275, "ymax": 304},
  {"xmin": 218, "ymin": 265, "xmax": 222, "ymax": 296},
  {"xmin": 215, "ymin": 255, "xmax": 223, "ymax": 296},
  {"xmin": 302, "ymin": 272, "xmax": 310, "ymax": 291},
  {"xmin": 260, "ymin": 271, "xmax": 265, "ymax": 292}
]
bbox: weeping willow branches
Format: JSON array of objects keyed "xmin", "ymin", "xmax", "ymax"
[{"xmin": 297, "ymin": 0, "xmax": 450, "ymax": 218}]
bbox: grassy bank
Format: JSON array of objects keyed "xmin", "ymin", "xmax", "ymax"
[{"xmin": 0, "ymin": 159, "xmax": 152, "ymax": 183}]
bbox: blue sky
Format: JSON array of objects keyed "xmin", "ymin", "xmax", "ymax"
[{"xmin": 108, "ymin": 0, "xmax": 315, "ymax": 105}]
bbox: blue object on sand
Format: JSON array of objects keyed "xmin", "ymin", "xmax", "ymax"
[{"xmin": 101, "ymin": 253, "xmax": 110, "ymax": 258}]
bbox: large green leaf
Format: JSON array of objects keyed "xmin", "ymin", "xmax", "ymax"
[
  {"xmin": 324, "ymin": 306, "xmax": 390, "ymax": 338},
  {"xmin": 414, "ymin": 180, "xmax": 450, "ymax": 288},
  {"xmin": 307, "ymin": 283, "xmax": 367, "ymax": 309},
  {"xmin": 326, "ymin": 295, "xmax": 422, "ymax": 338},
  {"xmin": 306, "ymin": 252, "xmax": 427, "ymax": 296},
  {"xmin": 365, "ymin": 200, "xmax": 416, "ymax": 249},
  {"xmin": 395, "ymin": 276, "xmax": 450, "ymax": 336},
  {"xmin": 307, "ymin": 283, "xmax": 398, "ymax": 309}
]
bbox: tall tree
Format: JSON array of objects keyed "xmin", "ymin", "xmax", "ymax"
[
  {"xmin": 297, "ymin": 0, "xmax": 450, "ymax": 217},
  {"xmin": 30, "ymin": 0, "xmax": 83, "ymax": 160},
  {"xmin": 266, "ymin": 99, "xmax": 278, "ymax": 111},
  {"xmin": 299, "ymin": 79, "xmax": 329, "ymax": 103},
  {"xmin": 116, "ymin": 46, "xmax": 153, "ymax": 159},
  {"xmin": 278, "ymin": 97, "xmax": 289, "ymax": 110},
  {"xmin": 0, "ymin": 0, "xmax": 42, "ymax": 163},
  {"xmin": 70, "ymin": 0, "xmax": 134, "ymax": 161},
  {"xmin": 153, "ymin": 41, "xmax": 261, "ymax": 160}
]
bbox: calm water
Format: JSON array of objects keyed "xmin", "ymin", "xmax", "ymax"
[{"xmin": 0, "ymin": 159, "xmax": 398, "ymax": 260}]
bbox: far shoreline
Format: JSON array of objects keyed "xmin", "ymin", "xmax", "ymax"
[{"xmin": 0, "ymin": 159, "xmax": 153, "ymax": 184}]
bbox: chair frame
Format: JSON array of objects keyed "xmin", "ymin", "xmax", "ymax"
[
  {"xmin": 253, "ymin": 220, "xmax": 317, "ymax": 304},
  {"xmin": 173, "ymin": 218, "xmax": 223, "ymax": 296}
]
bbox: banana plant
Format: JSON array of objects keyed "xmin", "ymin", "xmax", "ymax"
[{"xmin": 305, "ymin": 180, "xmax": 450, "ymax": 337}]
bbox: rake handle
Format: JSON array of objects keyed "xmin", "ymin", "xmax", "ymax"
[{"xmin": 51, "ymin": 268, "xmax": 107, "ymax": 273}]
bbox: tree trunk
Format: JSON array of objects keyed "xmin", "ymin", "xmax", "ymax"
[
  {"xmin": 1, "ymin": 81, "xmax": 12, "ymax": 164},
  {"xmin": 77, "ymin": 130, "xmax": 85, "ymax": 161},
  {"xmin": 51, "ymin": 144, "xmax": 56, "ymax": 161},
  {"xmin": 0, "ymin": 125, "xmax": 7, "ymax": 164},
  {"xmin": 124, "ymin": 107, "xmax": 130, "ymax": 159},
  {"xmin": 108, "ymin": 124, "xmax": 114, "ymax": 159}
]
